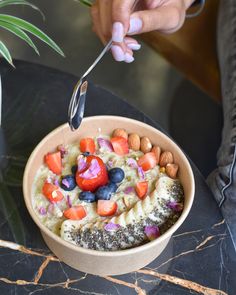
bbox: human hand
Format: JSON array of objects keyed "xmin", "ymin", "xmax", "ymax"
[{"xmin": 90, "ymin": 0, "xmax": 195, "ymax": 62}]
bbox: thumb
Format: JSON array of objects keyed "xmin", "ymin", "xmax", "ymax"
[
  {"xmin": 128, "ymin": 5, "xmax": 185, "ymax": 35},
  {"xmin": 112, "ymin": 0, "xmax": 136, "ymax": 42}
]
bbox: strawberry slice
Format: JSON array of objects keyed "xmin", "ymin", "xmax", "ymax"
[
  {"xmin": 135, "ymin": 181, "xmax": 148, "ymax": 199},
  {"xmin": 97, "ymin": 200, "xmax": 117, "ymax": 217},
  {"xmin": 110, "ymin": 136, "xmax": 129, "ymax": 155},
  {"xmin": 63, "ymin": 205, "xmax": 87, "ymax": 220},
  {"xmin": 76, "ymin": 155, "xmax": 108, "ymax": 192},
  {"xmin": 44, "ymin": 151, "xmax": 62, "ymax": 175},
  {"xmin": 80, "ymin": 138, "xmax": 96, "ymax": 154},
  {"xmin": 42, "ymin": 182, "xmax": 64, "ymax": 203},
  {"xmin": 137, "ymin": 152, "xmax": 157, "ymax": 171}
]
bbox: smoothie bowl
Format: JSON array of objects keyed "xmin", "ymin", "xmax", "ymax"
[{"xmin": 23, "ymin": 116, "xmax": 195, "ymax": 275}]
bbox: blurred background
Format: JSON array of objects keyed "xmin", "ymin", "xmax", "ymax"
[{"xmin": 0, "ymin": 0, "xmax": 223, "ymax": 176}]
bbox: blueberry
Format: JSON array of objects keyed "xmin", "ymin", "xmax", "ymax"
[
  {"xmin": 71, "ymin": 165, "xmax": 78, "ymax": 175},
  {"xmin": 60, "ymin": 175, "xmax": 76, "ymax": 191},
  {"xmin": 108, "ymin": 168, "xmax": 125, "ymax": 183},
  {"xmin": 79, "ymin": 191, "xmax": 96, "ymax": 203},
  {"xmin": 95, "ymin": 185, "xmax": 114, "ymax": 200},
  {"xmin": 107, "ymin": 182, "xmax": 118, "ymax": 193},
  {"xmin": 82, "ymin": 152, "xmax": 90, "ymax": 157}
]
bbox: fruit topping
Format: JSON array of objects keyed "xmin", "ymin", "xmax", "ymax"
[
  {"xmin": 63, "ymin": 205, "xmax": 87, "ymax": 220},
  {"xmin": 76, "ymin": 155, "xmax": 108, "ymax": 192},
  {"xmin": 97, "ymin": 138, "xmax": 114, "ymax": 152},
  {"xmin": 80, "ymin": 138, "xmax": 96, "ymax": 154},
  {"xmin": 110, "ymin": 136, "xmax": 129, "ymax": 155},
  {"xmin": 108, "ymin": 167, "xmax": 125, "ymax": 183},
  {"xmin": 97, "ymin": 200, "xmax": 117, "ymax": 216},
  {"xmin": 79, "ymin": 191, "xmax": 96, "ymax": 203},
  {"xmin": 137, "ymin": 152, "xmax": 157, "ymax": 171},
  {"xmin": 44, "ymin": 151, "xmax": 62, "ymax": 175},
  {"xmin": 95, "ymin": 183, "xmax": 117, "ymax": 200},
  {"xmin": 151, "ymin": 145, "xmax": 161, "ymax": 164},
  {"xmin": 42, "ymin": 182, "xmax": 64, "ymax": 203},
  {"xmin": 60, "ymin": 175, "xmax": 76, "ymax": 191},
  {"xmin": 135, "ymin": 181, "xmax": 148, "ymax": 199}
]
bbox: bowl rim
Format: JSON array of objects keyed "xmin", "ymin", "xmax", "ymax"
[{"xmin": 23, "ymin": 115, "xmax": 195, "ymax": 257}]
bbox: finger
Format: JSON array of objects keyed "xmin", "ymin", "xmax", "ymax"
[
  {"xmin": 111, "ymin": 0, "xmax": 136, "ymax": 42},
  {"xmin": 111, "ymin": 41, "xmax": 134, "ymax": 63},
  {"xmin": 128, "ymin": 5, "xmax": 186, "ymax": 35},
  {"xmin": 90, "ymin": 3, "xmax": 107, "ymax": 44},
  {"xmin": 98, "ymin": 0, "xmax": 113, "ymax": 42},
  {"xmin": 124, "ymin": 37, "xmax": 141, "ymax": 51}
]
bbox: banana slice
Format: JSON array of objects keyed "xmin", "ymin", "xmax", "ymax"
[{"xmin": 60, "ymin": 176, "xmax": 183, "ymax": 251}]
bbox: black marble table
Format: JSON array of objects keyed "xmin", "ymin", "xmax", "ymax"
[{"xmin": 0, "ymin": 60, "xmax": 235, "ymax": 295}]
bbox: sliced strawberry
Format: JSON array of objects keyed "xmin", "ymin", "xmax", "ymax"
[
  {"xmin": 97, "ymin": 200, "xmax": 117, "ymax": 217},
  {"xmin": 135, "ymin": 181, "xmax": 148, "ymax": 199},
  {"xmin": 63, "ymin": 205, "xmax": 87, "ymax": 220},
  {"xmin": 80, "ymin": 138, "xmax": 96, "ymax": 154},
  {"xmin": 137, "ymin": 152, "xmax": 157, "ymax": 171},
  {"xmin": 76, "ymin": 155, "xmax": 108, "ymax": 192},
  {"xmin": 110, "ymin": 136, "xmax": 129, "ymax": 155},
  {"xmin": 42, "ymin": 182, "xmax": 64, "ymax": 203},
  {"xmin": 44, "ymin": 151, "xmax": 62, "ymax": 175}
]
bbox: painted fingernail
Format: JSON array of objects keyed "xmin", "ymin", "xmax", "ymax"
[
  {"xmin": 127, "ymin": 43, "xmax": 141, "ymax": 51},
  {"xmin": 128, "ymin": 17, "xmax": 143, "ymax": 34},
  {"xmin": 111, "ymin": 45, "xmax": 125, "ymax": 61},
  {"xmin": 112, "ymin": 22, "xmax": 124, "ymax": 42},
  {"xmin": 124, "ymin": 53, "xmax": 134, "ymax": 63}
]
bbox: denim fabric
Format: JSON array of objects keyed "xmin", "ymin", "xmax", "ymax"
[{"xmin": 207, "ymin": 0, "xmax": 236, "ymax": 250}]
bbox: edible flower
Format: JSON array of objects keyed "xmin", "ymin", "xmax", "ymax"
[
  {"xmin": 104, "ymin": 223, "xmax": 121, "ymax": 232},
  {"xmin": 38, "ymin": 207, "xmax": 47, "ymax": 215},
  {"xmin": 166, "ymin": 201, "xmax": 183, "ymax": 212},
  {"xmin": 67, "ymin": 195, "xmax": 72, "ymax": 208},
  {"xmin": 80, "ymin": 159, "xmax": 101, "ymax": 179},
  {"xmin": 107, "ymin": 160, "xmax": 114, "ymax": 169},
  {"xmin": 97, "ymin": 138, "xmax": 114, "ymax": 152},
  {"xmin": 124, "ymin": 186, "xmax": 135, "ymax": 194},
  {"xmin": 61, "ymin": 178, "xmax": 70, "ymax": 188},
  {"xmin": 57, "ymin": 144, "xmax": 67, "ymax": 158},
  {"xmin": 77, "ymin": 155, "xmax": 87, "ymax": 172},
  {"xmin": 138, "ymin": 166, "xmax": 145, "ymax": 180},
  {"xmin": 126, "ymin": 158, "xmax": 138, "ymax": 168},
  {"xmin": 144, "ymin": 225, "xmax": 160, "ymax": 240},
  {"xmin": 54, "ymin": 179, "xmax": 59, "ymax": 186}
]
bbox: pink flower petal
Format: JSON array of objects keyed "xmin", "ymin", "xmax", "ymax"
[
  {"xmin": 38, "ymin": 207, "xmax": 47, "ymax": 215},
  {"xmin": 138, "ymin": 166, "xmax": 145, "ymax": 180},
  {"xmin": 107, "ymin": 160, "xmax": 114, "ymax": 169},
  {"xmin": 97, "ymin": 138, "xmax": 114, "ymax": 152},
  {"xmin": 77, "ymin": 156, "xmax": 87, "ymax": 172},
  {"xmin": 67, "ymin": 195, "xmax": 72, "ymax": 208},
  {"xmin": 124, "ymin": 186, "xmax": 135, "ymax": 194},
  {"xmin": 48, "ymin": 203, "xmax": 54, "ymax": 213},
  {"xmin": 62, "ymin": 178, "xmax": 70, "ymax": 188},
  {"xmin": 166, "ymin": 201, "xmax": 183, "ymax": 212},
  {"xmin": 104, "ymin": 223, "xmax": 121, "ymax": 232},
  {"xmin": 144, "ymin": 225, "xmax": 160, "ymax": 240},
  {"xmin": 54, "ymin": 179, "xmax": 59, "ymax": 186},
  {"xmin": 126, "ymin": 158, "xmax": 138, "ymax": 168},
  {"xmin": 80, "ymin": 159, "xmax": 101, "ymax": 179}
]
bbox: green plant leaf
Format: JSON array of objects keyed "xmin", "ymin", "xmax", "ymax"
[
  {"xmin": 0, "ymin": 14, "xmax": 65, "ymax": 57},
  {"xmin": 77, "ymin": 0, "xmax": 93, "ymax": 7},
  {"xmin": 0, "ymin": 181, "xmax": 26, "ymax": 244},
  {"xmin": 0, "ymin": 20, "xmax": 39, "ymax": 55},
  {"xmin": 0, "ymin": 0, "xmax": 45, "ymax": 20},
  {"xmin": 0, "ymin": 40, "xmax": 14, "ymax": 66}
]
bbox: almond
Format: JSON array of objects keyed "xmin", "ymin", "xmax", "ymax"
[
  {"xmin": 128, "ymin": 133, "xmax": 140, "ymax": 151},
  {"xmin": 159, "ymin": 151, "xmax": 174, "ymax": 167},
  {"xmin": 112, "ymin": 128, "xmax": 128, "ymax": 140},
  {"xmin": 151, "ymin": 145, "xmax": 161, "ymax": 164},
  {"xmin": 140, "ymin": 136, "xmax": 152, "ymax": 153},
  {"xmin": 166, "ymin": 163, "xmax": 179, "ymax": 179}
]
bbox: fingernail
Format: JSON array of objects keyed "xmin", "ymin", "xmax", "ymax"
[
  {"xmin": 112, "ymin": 22, "xmax": 124, "ymax": 42},
  {"xmin": 111, "ymin": 45, "xmax": 125, "ymax": 61},
  {"xmin": 128, "ymin": 17, "xmax": 143, "ymax": 34},
  {"xmin": 124, "ymin": 53, "xmax": 134, "ymax": 63},
  {"xmin": 127, "ymin": 43, "xmax": 141, "ymax": 51}
]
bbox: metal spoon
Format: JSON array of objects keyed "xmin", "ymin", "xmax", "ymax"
[{"xmin": 68, "ymin": 0, "xmax": 139, "ymax": 131}]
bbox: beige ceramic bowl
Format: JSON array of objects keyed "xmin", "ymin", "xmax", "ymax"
[{"xmin": 23, "ymin": 116, "xmax": 195, "ymax": 276}]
